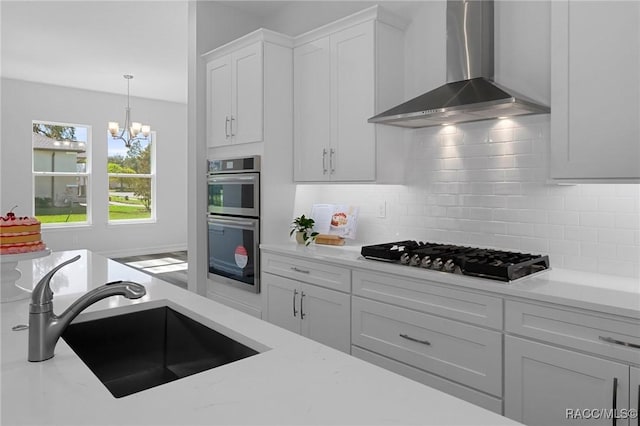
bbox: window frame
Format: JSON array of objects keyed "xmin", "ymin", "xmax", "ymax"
[
  {"xmin": 32, "ymin": 120, "xmax": 92, "ymax": 227},
  {"xmin": 107, "ymin": 131, "xmax": 156, "ymax": 224}
]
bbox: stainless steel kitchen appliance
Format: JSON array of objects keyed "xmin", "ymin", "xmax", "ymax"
[
  {"xmin": 207, "ymin": 156, "xmax": 260, "ymax": 293},
  {"xmin": 361, "ymin": 241, "xmax": 549, "ymax": 282}
]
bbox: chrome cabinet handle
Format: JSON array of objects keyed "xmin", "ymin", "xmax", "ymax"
[
  {"xmin": 599, "ymin": 336, "xmax": 640, "ymax": 349},
  {"xmin": 612, "ymin": 377, "xmax": 618, "ymax": 426},
  {"xmin": 399, "ymin": 333, "xmax": 431, "ymax": 346},
  {"xmin": 225, "ymin": 116, "xmax": 230, "ymax": 138},
  {"xmin": 291, "ymin": 266, "xmax": 310, "ymax": 274},
  {"xmin": 230, "ymin": 115, "xmax": 235, "ymax": 136},
  {"xmin": 329, "ymin": 148, "xmax": 335, "ymax": 174},
  {"xmin": 300, "ymin": 291, "xmax": 306, "ymax": 319},
  {"xmin": 293, "ymin": 289, "xmax": 298, "ymax": 317},
  {"xmin": 322, "ymin": 149, "xmax": 328, "ymax": 174}
]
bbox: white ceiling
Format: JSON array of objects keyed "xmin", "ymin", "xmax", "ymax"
[
  {"xmin": 1, "ymin": 0, "xmax": 190, "ymax": 103},
  {"xmin": 1, "ymin": 1, "xmax": 423, "ymax": 105}
]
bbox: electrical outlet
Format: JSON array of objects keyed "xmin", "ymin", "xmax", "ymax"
[{"xmin": 377, "ymin": 201, "xmax": 386, "ymax": 218}]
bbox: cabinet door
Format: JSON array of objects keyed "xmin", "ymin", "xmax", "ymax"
[
  {"xmin": 632, "ymin": 367, "xmax": 640, "ymax": 426},
  {"xmin": 299, "ymin": 283, "xmax": 350, "ymax": 353},
  {"xmin": 264, "ymin": 273, "xmax": 300, "ymax": 335},
  {"xmin": 293, "ymin": 37, "xmax": 331, "ymax": 182},
  {"xmin": 330, "ymin": 21, "xmax": 376, "ymax": 181},
  {"xmin": 231, "ymin": 42, "xmax": 263, "ymax": 144},
  {"xmin": 505, "ymin": 336, "xmax": 629, "ymax": 425},
  {"xmin": 206, "ymin": 55, "xmax": 232, "ymax": 148},
  {"xmin": 551, "ymin": 1, "xmax": 640, "ymax": 180}
]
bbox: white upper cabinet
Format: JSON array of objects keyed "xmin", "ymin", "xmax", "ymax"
[
  {"xmin": 206, "ymin": 41, "xmax": 263, "ymax": 147},
  {"xmin": 293, "ymin": 7, "xmax": 407, "ymax": 183},
  {"xmin": 551, "ymin": 1, "xmax": 640, "ymax": 182},
  {"xmin": 204, "ymin": 31, "xmax": 293, "ymax": 148},
  {"xmin": 231, "ymin": 43, "xmax": 263, "ymax": 145},
  {"xmin": 293, "ymin": 37, "xmax": 331, "ymax": 181}
]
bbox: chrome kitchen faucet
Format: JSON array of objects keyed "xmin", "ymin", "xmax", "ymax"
[{"xmin": 28, "ymin": 255, "xmax": 146, "ymax": 362}]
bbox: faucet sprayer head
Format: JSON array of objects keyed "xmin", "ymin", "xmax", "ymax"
[{"xmin": 106, "ymin": 280, "xmax": 146, "ymax": 299}]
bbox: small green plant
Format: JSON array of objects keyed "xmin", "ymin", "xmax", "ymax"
[{"xmin": 289, "ymin": 214, "xmax": 319, "ymax": 245}]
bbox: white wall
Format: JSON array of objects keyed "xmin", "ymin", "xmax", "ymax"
[
  {"xmin": 0, "ymin": 78, "xmax": 188, "ymax": 256},
  {"xmin": 292, "ymin": 1, "xmax": 640, "ymax": 279}
]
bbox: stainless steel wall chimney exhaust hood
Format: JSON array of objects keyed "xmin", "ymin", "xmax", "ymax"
[{"xmin": 369, "ymin": 0, "xmax": 550, "ymax": 128}]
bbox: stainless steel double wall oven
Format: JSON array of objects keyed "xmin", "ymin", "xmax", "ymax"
[{"xmin": 207, "ymin": 156, "xmax": 260, "ymax": 293}]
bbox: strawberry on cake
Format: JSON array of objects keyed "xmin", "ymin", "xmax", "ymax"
[{"xmin": 0, "ymin": 208, "xmax": 46, "ymax": 255}]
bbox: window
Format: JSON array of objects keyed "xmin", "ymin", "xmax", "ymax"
[
  {"xmin": 32, "ymin": 122, "xmax": 90, "ymax": 225},
  {"xmin": 107, "ymin": 133, "xmax": 155, "ymax": 222}
]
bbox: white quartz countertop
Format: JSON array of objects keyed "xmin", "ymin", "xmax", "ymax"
[
  {"xmin": 261, "ymin": 243, "xmax": 640, "ymax": 319},
  {"xmin": 1, "ymin": 250, "xmax": 521, "ymax": 426}
]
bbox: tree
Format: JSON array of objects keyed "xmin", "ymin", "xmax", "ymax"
[
  {"xmin": 107, "ymin": 163, "xmax": 135, "ymax": 191},
  {"xmin": 131, "ymin": 143, "xmax": 152, "ymax": 211},
  {"xmin": 33, "ymin": 123, "xmax": 76, "ymax": 140}
]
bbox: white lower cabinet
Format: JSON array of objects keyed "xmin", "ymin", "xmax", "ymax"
[
  {"xmin": 262, "ymin": 253, "xmax": 351, "ymax": 353},
  {"xmin": 350, "ymin": 269, "xmax": 505, "ymax": 415},
  {"xmin": 505, "ymin": 336, "xmax": 630, "ymax": 426},
  {"xmin": 261, "ymin": 249, "xmax": 639, "ymax": 422},
  {"xmin": 504, "ymin": 300, "xmax": 640, "ymax": 425}
]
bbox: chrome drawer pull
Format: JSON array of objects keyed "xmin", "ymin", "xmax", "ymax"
[
  {"xmin": 293, "ymin": 289, "xmax": 298, "ymax": 317},
  {"xmin": 291, "ymin": 267, "xmax": 310, "ymax": 274},
  {"xmin": 300, "ymin": 291, "xmax": 306, "ymax": 319},
  {"xmin": 599, "ymin": 336, "xmax": 640, "ymax": 349},
  {"xmin": 399, "ymin": 333, "xmax": 431, "ymax": 346}
]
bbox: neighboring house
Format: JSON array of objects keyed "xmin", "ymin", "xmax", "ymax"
[{"xmin": 33, "ymin": 132, "xmax": 87, "ymax": 207}]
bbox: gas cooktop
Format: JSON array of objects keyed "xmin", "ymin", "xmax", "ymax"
[{"xmin": 360, "ymin": 240, "xmax": 550, "ymax": 282}]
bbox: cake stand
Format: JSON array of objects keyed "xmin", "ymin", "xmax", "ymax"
[{"xmin": 1, "ymin": 249, "xmax": 51, "ymax": 303}]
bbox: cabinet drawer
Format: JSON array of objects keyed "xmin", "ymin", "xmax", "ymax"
[
  {"xmin": 261, "ymin": 252, "xmax": 350, "ymax": 292},
  {"xmin": 505, "ymin": 300, "xmax": 640, "ymax": 365},
  {"xmin": 353, "ymin": 270, "xmax": 503, "ymax": 329},
  {"xmin": 352, "ymin": 296, "xmax": 502, "ymax": 396},
  {"xmin": 352, "ymin": 346, "xmax": 503, "ymax": 414}
]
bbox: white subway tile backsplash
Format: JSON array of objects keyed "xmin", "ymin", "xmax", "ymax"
[
  {"xmin": 564, "ymin": 196, "xmax": 598, "ymax": 211},
  {"xmin": 615, "ymin": 214, "xmax": 640, "ymax": 230},
  {"xmin": 488, "ymin": 128, "xmax": 514, "ymax": 142},
  {"xmin": 598, "ymin": 229, "xmax": 637, "ymax": 245},
  {"xmin": 549, "ymin": 239, "xmax": 579, "ymax": 256},
  {"xmin": 507, "ymin": 222, "xmax": 536, "ymax": 237},
  {"xmin": 294, "ymin": 117, "xmax": 640, "ymax": 279},
  {"xmin": 520, "ymin": 237, "xmax": 549, "ymax": 253},
  {"xmin": 579, "ymin": 212, "xmax": 616, "ymax": 228},
  {"xmin": 565, "ymin": 226, "xmax": 598, "ymax": 242},
  {"xmin": 548, "ymin": 210, "xmax": 580, "ymax": 226}
]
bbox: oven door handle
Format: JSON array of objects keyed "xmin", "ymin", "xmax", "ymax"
[
  {"xmin": 207, "ymin": 217, "xmax": 257, "ymax": 228},
  {"xmin": 207, "ymin": 175, "xmax": 258, "ymax": 183}
]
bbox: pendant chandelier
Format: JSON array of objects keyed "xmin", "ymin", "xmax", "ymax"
[{"xmin": 108, "ymin": 74, "xmax": 151, "ymax": 148}]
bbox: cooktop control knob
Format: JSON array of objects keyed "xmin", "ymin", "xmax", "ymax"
[
  {"xmin": 443, "ymin": 259, "xmax": 456, "ymax": 272},
  {"xmin": 409, "ymin": 254, "xmax": 421, "ymax": 266},
  {"xmin": 431, "ymin": 258, "xmax": 443, "ymax": 270},
  {"xmin": 420, "ymin": 256, "xmax": 432, "ymax": 268},
  {"xmin": 400, "ymin": 253, "xmax": 411, "ymax": 264}
]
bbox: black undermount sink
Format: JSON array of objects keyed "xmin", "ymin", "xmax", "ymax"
[{"xmin": 62, "ymin": 306, "xmax": 259, "ymax": 398}]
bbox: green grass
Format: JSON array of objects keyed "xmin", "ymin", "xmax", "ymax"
[
  {"xmin": 109, "ymin": 195, "xmax": 145, "ymax": 206},
  {"xmin": 39, "ymin": 214, "xmax": 87, "ymax": 223},
  {"xmin": 36, "ymin": 204, "xmax": 150, "ymax": 223},
  {"xmin": 108, "ymin": 204, "xmax": 151, "ymax": 220}
]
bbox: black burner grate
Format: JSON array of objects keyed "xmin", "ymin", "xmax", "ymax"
[{"xmin": 361, "ymin": 241, "xmax": 550, "ymax": 282}]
